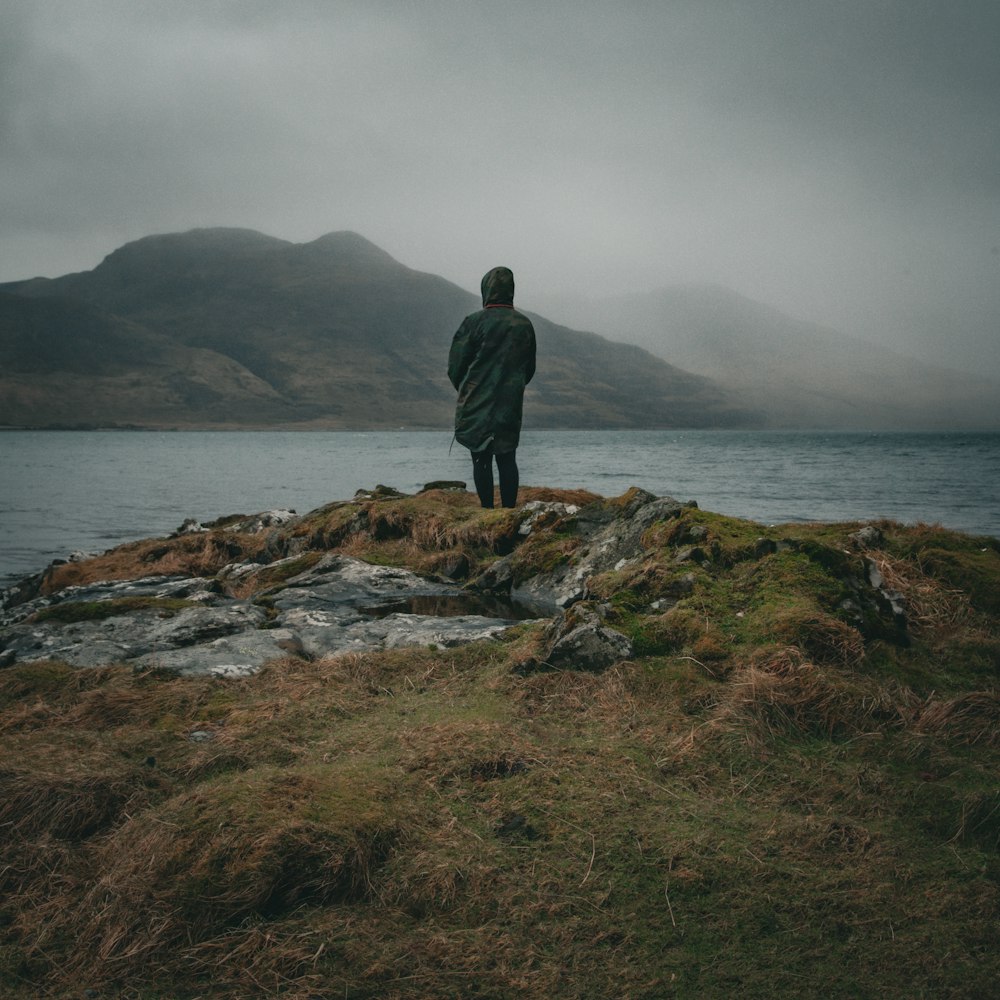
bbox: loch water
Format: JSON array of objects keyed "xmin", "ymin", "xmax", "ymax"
[{"xmin": 2, "ymin": 429, "xmax": 998, "ymax": 586}]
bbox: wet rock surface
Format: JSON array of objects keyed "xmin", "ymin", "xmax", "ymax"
[{"xmin": 0, "ymin": 552, "xmax": 542, "ymax": 675}]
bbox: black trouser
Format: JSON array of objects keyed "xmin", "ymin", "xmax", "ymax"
[{"xmin": 471, "ymin": 447, "xmax": 519, "ymax": 508}]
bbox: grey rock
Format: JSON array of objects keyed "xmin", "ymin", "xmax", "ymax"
[
  {"xmin": 133, "ymin": 629, "xmax": 301, "ymax": 677},
  {"xmin": 538, "ymin": 601, "xmax": 633, "ymax": 672},
  {"xmin": 503, "ymin": 492, "xmax": 684, "ymax": 609},
  {"xmin": 546, "ymin": 621, "xmax": 633, "ymax": 671},
  {"xmin": 351, "ymin": 613, "xmax": 517, "ymax": 652},
  {"xmin": 1, "ymin": 554, "xmax": 537, "ymax": 676},
  {"xmin": 437, "ymin": 553, "xmax": 470, "ymax": 580},
  {"xmin": 271, "ymin": 555, "xmax": 452, "ymax": 611},
  {"xmin": 516, "ymin": 501, "xmax": 580, "ymax": 537},
  {"xmin": 850, "ymin": 525, "xmax": 884, "ymax": 549},
  {"xmin": 228, "ymin": 509, "xmax": 297, "ymax": 533},
  {"xmin": 512, "ymin": 567, "xmax": 587, "ymax": 611},
  {"xmin": 469, "ymin": 557, "xmax": 516, "ymax": 596},
  {"xmin": 1, "ymin": 601, "xmax": 269, "ymax": 669},
  {"xmin": 1, "ymin": 492, "xmax": 691, "ymax": 678},
  {"xmin": 674, "ymin": 545, "xmax": 707, "ymax": 565},
  {"xmin": 172, "ymin": 509, "xmax": 297, "ymax": 538},
  {"xmin": 865, "ymin": 558, "xmax": 907, "ymax": 620},
  {"xmin": 174, "ymin": 517, "xmax": 208, "ymax": 536},
  {"xmin": 0, "ymin": 574, "xmax": 221, "ymax": 630},
  {"xmin": 754, "ymin": 537, "xmax": 778, "ymax": 557},
  {"xmin": 353, "ymin": 484, "xmax": 407, "ymax": 500},
  {"xmin": 650, "ymin": 572, "xmax": 697, "ymax": 610}
]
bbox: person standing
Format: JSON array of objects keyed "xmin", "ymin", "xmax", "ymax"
[{"xmin": 448, "ymin": 266, "xmax": 536, "ymax": 508}]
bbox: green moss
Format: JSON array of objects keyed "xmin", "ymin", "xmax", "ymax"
[
  {"xmin": 243, "ymin": 551, "xmax": 323, "ymax": 591},
  {"xmin": 32, "ymin": 596, "xmax": 196, "ymax": 624},
  {"xmin": 509, "ymin": 530, "xmax": 581, "ymax": 583},
  {"xmin": 914, "ymin": 546, "xmax": 1000, "ymax": 617}
]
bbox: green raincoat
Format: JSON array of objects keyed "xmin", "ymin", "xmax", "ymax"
[{"xmin": 448, "ymin": 267, "xmax": 536, "ymax": 454}]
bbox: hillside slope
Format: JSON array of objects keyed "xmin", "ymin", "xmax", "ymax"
[
  {"xmin": 0, "ymin": 291, "xmax": 301, "ymax": 427},
  {"xmin": 0, "ymin": 230, "xmax": 753, "ymax": 429}
]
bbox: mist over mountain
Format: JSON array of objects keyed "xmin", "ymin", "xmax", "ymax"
[
  {"xmin": 532, "ymin": 286, "xmax": 1000, "ymax": 430},
  {"xmin": 0, "ymin": 228, "xmax": 753, "ymax": 430}
]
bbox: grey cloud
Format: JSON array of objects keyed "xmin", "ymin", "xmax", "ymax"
[{"xmin": 1, "ymin": 0, "xmax": 998, "ymax": 376}]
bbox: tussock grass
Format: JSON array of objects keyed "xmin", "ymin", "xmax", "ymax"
[
  {"xmin": 769, "ymin": 608, "xmax": 866, "ymax": 666},
  {"xmin": 912, "ymin": 690, "xmax": 1000, "ymax": 748},
  {"xmin": 719, "ymin": 647, "xmax": 912, "ymax": 741},
  {"xmin": 48, "ymin": 764, "xmax": 402, "ymax": 977},
  {"xmin": 0, "ymin": 766, "xmax": 156, "ymax": 841},
  {"xmin": 40, "ymin": 530, "xmax": 269, "ymax": 592}
]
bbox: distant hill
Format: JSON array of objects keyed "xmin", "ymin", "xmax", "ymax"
[
  {"xmin": 0, "ymin": 229, "xmax": 754, "ymax": 430},
  {"xmin": 533, "ymin": 284, "xmax": 1000, "ymax": 430}
]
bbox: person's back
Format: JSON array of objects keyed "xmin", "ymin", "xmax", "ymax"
[{"xmin": 448, "ymin": 267, "xmax": 536, "ymax": 508}]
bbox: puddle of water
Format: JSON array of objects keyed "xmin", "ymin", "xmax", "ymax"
[{"xmin": 360, "ymin": 593, "xmax": 543, "ymax": 621}]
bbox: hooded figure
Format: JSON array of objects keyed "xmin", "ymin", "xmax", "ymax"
[{"xmin": 448, "ymin": 267, "xmax": 536, "ymax": 507}]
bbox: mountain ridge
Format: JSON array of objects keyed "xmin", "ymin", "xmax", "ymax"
[{"xmin": 0, "ymin": 228, "xmax": 756, "ymax": 430}]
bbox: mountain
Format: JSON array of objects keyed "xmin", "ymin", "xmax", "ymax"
[
  {"xmin": 0, "ymin": 229, "xmax": 754, "ymax": 430},
  {"xmin": 0, "ymin": 290, "xmax": 297, "ymax": 427},
  {"xmin": 533, "ymin": 284, "xmax": 1000, "ymax": 430}
]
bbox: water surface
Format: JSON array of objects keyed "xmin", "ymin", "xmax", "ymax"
[{"xmin": 2, "ymin": 429, "xmax": 997, "ymax": 585}]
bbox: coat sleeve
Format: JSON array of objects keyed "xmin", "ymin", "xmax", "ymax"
[
  {"xmin": 524, "ymin": 323, "xmax": 537, "ymax": 385},
  {"xmin": 448, "ymin": 317, "xmax": 476, "ymax": 390}
]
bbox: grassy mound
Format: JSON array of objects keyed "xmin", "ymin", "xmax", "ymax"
[{"xmin": 2, "ymin": 490, "xmax": 998, "ymax": 998}]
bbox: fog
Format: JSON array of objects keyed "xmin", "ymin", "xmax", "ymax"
[{"xmin": 2, "ymin": 0, "xmax": 998, "ymax": 377}]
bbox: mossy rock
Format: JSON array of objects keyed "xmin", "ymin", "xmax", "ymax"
[{"xmin": 32, "ymin": 596, "xmax": 197, "ymax": 624}]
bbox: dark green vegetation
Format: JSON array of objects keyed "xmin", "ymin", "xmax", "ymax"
[
  {"xmin": 2, "ymin": 486, "xmax": 998, "ymax": 998},
  {"xmin": 0, "ymin": 228, "xmax": 752, "ymax": 429}
]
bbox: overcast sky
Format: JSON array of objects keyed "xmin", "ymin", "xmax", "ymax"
[{"xmin": 2, "ymin": 0, "xmax": 998, "ymax": 377}]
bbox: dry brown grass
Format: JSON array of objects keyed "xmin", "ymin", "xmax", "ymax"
[
  {"xmin": 726, "ymin": 646, "xmax": 911, "ymax": 738},
  {"xmin": 396, "ymin": 718, "xmax": 541, "ymax": 783},
  {"xmin": 0, "ymin": 767, "xmax": 155, "ymax": 842},
  {"xmin": 659, "ymin": 646, "xmax": 915, "ymax": 759},
  {"xmin": 40, "ymin": 530, "xmax": 268, "ymax": 592},
  {"xmin": 13, "ymin": 764, "xmax": 404, "ymax": 981},
  {"xmin": 770, "ymin": 609, "xmax": 866, "ymax": 667},
  {"xmin": 870, "ymin": 551, "xmax": 973, "ymax": 633},
  {"xmin": 912, "ymin": 690, "xmax": 1000, "ymax": 748},
  {"xmin": 4, "ymin": 498, "xmax": 1000, "ymax": 998},
  {"xmin": 512, "ymin": 664, "xmax": 643, "ymax": 734}
]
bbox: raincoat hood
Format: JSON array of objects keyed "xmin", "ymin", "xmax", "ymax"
[{"xmin": 481, "ymin": 266, "xmax": 515, "ymax": 307}]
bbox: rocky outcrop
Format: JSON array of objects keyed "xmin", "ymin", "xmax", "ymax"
[
  {"xmin": 0, "ymin": 487, "xmax": 924, "ymax": 679},
  {"xmin": 0, "ymin": 554, "xmax": 536, "ymax": 676},
  {"xmin": 542, "ymin": 602, "xmax": 633, "ymax": 672},
  {"xmin": 472, "ymin": 489, "xmax": 688, "ymax": 608}
]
